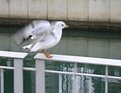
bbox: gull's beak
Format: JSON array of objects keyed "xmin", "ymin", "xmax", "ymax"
[{"xmin": 65, "ymin": 25, "xmax": 69, "ymax": 28}]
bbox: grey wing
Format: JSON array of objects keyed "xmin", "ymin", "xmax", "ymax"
[
  {"xmin": 13, "ymin": 20, "xmax": 50, "ymax": 45},
  {"xmin": 31, "ymin": 20, "xmax": 50, "ymax": 39}
]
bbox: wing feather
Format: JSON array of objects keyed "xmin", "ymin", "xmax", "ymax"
[{"xmin": 13, "ymin": 20, "xmax": 50, "ymax": 45}]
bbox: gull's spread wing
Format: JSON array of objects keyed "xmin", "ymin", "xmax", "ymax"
[{"xmin": 13, "ymin": 20, "xmax": 50, "ymax": 45}]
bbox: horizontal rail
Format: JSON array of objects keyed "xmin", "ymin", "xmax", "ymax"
[
  {"xmin": 45, "ymin": 70, "xmax": 121, "ymax": 80},
  {"xmin": 34, "ymin": 53, "xmax": 121, "ymax": 67},
  {"xmin": 0, "ymin": 51, "xmax": 120, "ymax": 67},
  {"xmin": 0, "ymin": 51, "xmax": 28, "ymax": 59},
  {"xmin": 0, "ymin": 66, "xmax": 121, "ymax": 80},
  {"xmin": 24, "ymin": 67, "xmax": 35, "ymax": 71},
  {"xmin": 0, "ymin": 66, "xmax": 14, "ymax": 70},
  {"xmin": 0, "ymin": 65, "xmax": 120, "ymax": 80},
  {"xmin": 45, "ymin": 70, "xmax": 73, "ymax": 75},
  {"xmin": 0, "ymin": 66, "xmax": 35, "ymax": 71}
]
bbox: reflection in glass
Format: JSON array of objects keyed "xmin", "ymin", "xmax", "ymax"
[
  {"xmin": 108, "ymin": 66, "xmax": 121, "ymax": 77},
  {"xmin": 59, "ymin": 75, "xmax": 105, "ymax": 93},
  {"xmin": 59, "ymin": 74, "xmax": 72, "ymax": 93},
  {"xmin": 46, "ymin": 61, "xmax": 74, "ymax": 72},
  {"xmin": 45, "ymin": 73, "xmax": 59, "ymax": 93},
  {"xmin": 108, "ymin": 79, "xmax": 121, "ymax": 93},
  {"xmin": 0, "ymin": 57, "xmax": 13, "ymax": 66},
  {"xmin": 75, "ymin": 76, "xmax": 94, "ymax": 93},
  {"xmin": 77, "ymin": 64, "xmax": 105, "ymax": 75}
]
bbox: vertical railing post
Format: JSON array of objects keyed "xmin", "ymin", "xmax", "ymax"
[
  {"xmin": 35, "ymin": 59, "xmax": 45, "ymax": 93},
  {"xmin": 59, "ymin": 74, "xmax": 62, "ymax": 93},
  {"xmin": 0, "ymin": 69, "xmax": 4, "ymax": 93},
  {"xmin": 14, "ymin": 58, "xmax": 23, "ymax": 93},
  {"xmin": 105, "ymin": 66, "xmax": 108, "ymax": 93}
]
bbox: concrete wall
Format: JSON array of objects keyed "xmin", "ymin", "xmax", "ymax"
[{"xmin": 0, "ymin": 0, "xmax": 121, "ymax": 22}]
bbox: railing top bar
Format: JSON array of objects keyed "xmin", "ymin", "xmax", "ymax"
[
  {"xmin": 0, "ymin": 51, "xmax": 28, "ymax": 59},
  {"xmin": 34, "ymin": 53, "xmax": 121, "ymax": 67}
]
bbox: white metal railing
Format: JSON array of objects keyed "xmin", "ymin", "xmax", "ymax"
[
  {"xmin": 34, "ymin": 53, "xmax": 121, "ymax": 93},
  {"xmin": 0, "ymin": 51, "xmax": 121, "ymax": 93},
  {"xmin": 0, "ymin": 51, "xmax": 28, "ymax": 93}
]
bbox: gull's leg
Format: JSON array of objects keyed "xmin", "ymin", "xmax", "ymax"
[{"xmin": 41, "ymin": 49, "xmax": 52, "ymax": 58}]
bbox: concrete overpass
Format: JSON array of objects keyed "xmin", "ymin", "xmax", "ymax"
[{"xmin": 0, "ymin": 0, "xmax": 121, "ymax": 30}]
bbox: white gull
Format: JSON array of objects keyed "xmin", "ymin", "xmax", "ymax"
[{"xmin": 13, "ymin": 20, "xmax": 69, "ymax": 58}]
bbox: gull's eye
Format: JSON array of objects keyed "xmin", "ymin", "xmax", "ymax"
[{"xmin": 61, "ymin": 24, "xmax": 64, "ymax": 27}]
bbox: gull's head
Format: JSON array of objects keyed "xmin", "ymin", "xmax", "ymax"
[{"xmin": 56, "ymin": 21, "xmax": 69, "ymax": 29}]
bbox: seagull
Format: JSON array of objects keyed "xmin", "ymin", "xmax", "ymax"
[{"xmin": 13, "ymin": 20, "xmax": 69, "ymax": 58}]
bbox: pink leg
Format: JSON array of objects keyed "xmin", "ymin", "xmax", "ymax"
[{"xmin": 41, "ymin": 49, "xmax": 52, "ymax": 58}]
